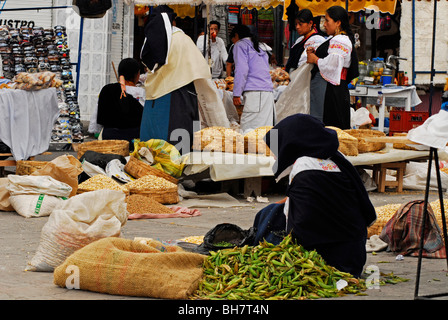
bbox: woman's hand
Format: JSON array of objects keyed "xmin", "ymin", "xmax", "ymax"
[
  {"xmin": 306, "ymin": 47, "xmax": 318, "ymax": 65},
  {"xmin": 233, "ymin": 96, "xmax": 242, "ymax": 107}
]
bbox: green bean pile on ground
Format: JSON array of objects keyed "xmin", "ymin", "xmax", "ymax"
[{"xmin": 192, "ymin": 235, "xmax": 367, "ymax": 300}]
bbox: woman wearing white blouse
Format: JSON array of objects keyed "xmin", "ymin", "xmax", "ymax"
[{"xmin": 306, "ymin": 6, "xmax": 359, "ymax": 129}]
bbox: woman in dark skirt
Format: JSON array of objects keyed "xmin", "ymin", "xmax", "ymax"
[
  {"xmin": 306, "ymin": 6, "xmax": 359, "ymax": 129},
  {"xmin": 257, "ymin": 114, "xmax": 376, "ymax": 277}
]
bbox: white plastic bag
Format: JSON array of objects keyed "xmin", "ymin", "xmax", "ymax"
[
  {"xmin": 403, "ymin": 161, "xmax": 448, "ymax": 191},
  {"xmin": 26, "ymin": 189, "xmax": 128, "ymax": 272},
  {"xmin": 351, "ymin": 107, "xmax": 372, "ymax": 128},
  {"xmin": 9, "ymin": 194, "xmax": 66, "ymax": 218},
  {"xmin": 105, "ymin": 159, "xmax": 132, "ymax": 183},
  {"xmin": 275, "ymin": 63, "xmax": 312, "ymax": 123},
  {"xmin": 81, "ymin": 160, "xmax": 107, "ymax": 177},
  {"xmin": 6, "ymin": 175, "xmax": 72, "ymax": 197}
]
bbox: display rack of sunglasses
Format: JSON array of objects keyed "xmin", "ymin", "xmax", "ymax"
[{"xmin": 0, "ymin": 24, "xmax": 83, "ymax": 146}]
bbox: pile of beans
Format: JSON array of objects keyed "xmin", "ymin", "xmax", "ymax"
[{"xmin": 126, "ymin": 194, "xmax": 173, "ymax": 214}]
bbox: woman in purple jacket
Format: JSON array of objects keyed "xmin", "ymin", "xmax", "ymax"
[{"xmin": 230, "ymin": 25, "xmax": 275, "ymax": 134}]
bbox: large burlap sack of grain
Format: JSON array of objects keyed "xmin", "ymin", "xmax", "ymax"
[
  {"xmin": 26, "ymin": 189, "xmax": 128, "ymax": 272},
  {"xmin": 54, "ymin": 237, "xmax": 206, "ymax": 299}
]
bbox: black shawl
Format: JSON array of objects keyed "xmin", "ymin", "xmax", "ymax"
[
  {"xmin": 140, "ymin": 6, "xmax": 176, "ymax": 72},
  {"xmin": 264, "ymin": 114, "xmax": 377, "ymax": 233}
]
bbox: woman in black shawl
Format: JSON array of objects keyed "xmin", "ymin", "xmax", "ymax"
[{"xmin": 257, "ymin": 114, "xmax": 376, "ymax": 277}]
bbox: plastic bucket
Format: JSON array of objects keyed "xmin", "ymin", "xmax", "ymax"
[{"xmin": 381, "ymin": 75, "xmax": 393, "ymax": 85}]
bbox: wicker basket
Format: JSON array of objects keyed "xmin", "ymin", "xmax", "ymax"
[
  {"xmin": 77, "ymin": 188, "xmax": 130, "ymax": 196},
  {"xmin": 128, "ymin": 188, "xmax": 179, "ymax": 205},
  {"xmin": 15, "ymin": 160, "xmax": 48, "ymax": 175},
  {"xmin": 124, "ymin": 155, "xmax": 178, "ymax": 185},
  {"xmin": 77, "ymin": 140, "xmax": 129, "ymax": 159},
  {"xmin": 343, "ymin": 129, "xmax": 386, "ymax": 153}
]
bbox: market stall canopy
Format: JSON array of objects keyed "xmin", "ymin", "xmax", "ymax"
[
  {"xmin": 126, "ymin": 0, "xmax": 284, "ymax": 10},
  {"xmin": 283, "ymin": 0, "xmax": 397, "ymax": 17}
]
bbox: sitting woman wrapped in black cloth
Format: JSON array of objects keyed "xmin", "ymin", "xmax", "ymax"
[{"xmin": 252, "ymin": 114, "xmax": 377, "ymax": 278}]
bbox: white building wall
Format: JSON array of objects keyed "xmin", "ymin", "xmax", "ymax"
[{"xmin": 400, "ymin": 0, "xmax": 448, "ymax": 85}]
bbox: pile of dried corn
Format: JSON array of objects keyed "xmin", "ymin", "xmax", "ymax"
[
  {"xmin": 191, "ymin": 235, "xmax": 366, "ymax": 300},
  {"xmin": 177, "ymin": 236, "xmax": 204, "ymax": 245},
  {"xmin": 368, "ymin": 199, "xmax": 448, "ymax": 237},
  {"xmin": 125, "ymin": 194, "xmax": 174, "ymax": 215},
  {"xmin": 124, "ymin": 174, "xmax": 177, "ymax": 191},
  {"xmin": 368, "ymin": 203, "xmax": 403, "ymax": 237},
  {"xmin": 78, "ymin": 174, "xmax": 128, "ymax": 193}
]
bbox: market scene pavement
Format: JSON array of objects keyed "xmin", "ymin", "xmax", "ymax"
[{"xmin": 1, "ymin": 149, "xmax": 448, "ymax": 302}]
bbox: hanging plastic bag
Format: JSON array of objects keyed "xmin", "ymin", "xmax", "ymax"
[{"xmin": 275, "ymin": 63, "xmax": 312, "ymax": 123}]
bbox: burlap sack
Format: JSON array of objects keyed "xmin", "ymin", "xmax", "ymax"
[{"xmin": 54, "ymin": 237, "xmax": 206, "ymax": 299}]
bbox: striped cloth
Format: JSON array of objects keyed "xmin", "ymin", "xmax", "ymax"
[{"xmin": 380, "ymin": 200, "xmax": 447, "ymax": 259}]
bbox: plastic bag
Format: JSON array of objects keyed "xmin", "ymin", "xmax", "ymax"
[
  {"xmin": 131, "ymin": 139, "xmax": 186, "ymax": 178},
  {"xmin": 79, "ymin": 150, "xmax": 126, "ymax": 170},
  {"xmin": 7, "ymin": 175, "xmax": 72, "ymax": 197},
  {"xmin": 275, "ymin": 63, "xmax": 312, "ymax": 123},
  {"xmin": 196, "ymin": 223, "xmax": 255, "ymax": 254},
  {"xmin": 9, "ymin": 194, "xmax": 66, "ymax": 218},
  {"xmin": 26, "ymin": 189, "xmax": 128, "ymax": 271},
  {"xmin": 106, "ymin": 159, "xmax": 132, "ymax": 183}
]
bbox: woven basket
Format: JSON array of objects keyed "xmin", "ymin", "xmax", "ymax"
[
  {"xmin": 77, "ymin": 188, "xmax": 130, "ymax": 196},
  {"xmin": 77, "ymin": 140, "xmax": 129, "ymax": 159},
  {"xmin": 343, "ymin": 129, "xmax": 386, "ymax": 153},
  {"xmin": 124, "ymin": 156, "xmax": 178, "ymax": 185},
  {"xmin": 15, "ymin": 160, "xmax": 48, "ymax": 175},
  {"xmin": 128, "ymin": 188, "xmax": 179, "ymax": 205}
]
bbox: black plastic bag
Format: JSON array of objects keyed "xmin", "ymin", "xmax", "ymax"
[
  {"xmin": 79, "ymin": 150, "xmax": 126, "ymax": 170},
  {"xmin": 195, "ymin": 223, "xmax": 255, "ymax": 255}
]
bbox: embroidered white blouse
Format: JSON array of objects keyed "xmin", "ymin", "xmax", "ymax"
[
  {"xmin": 316, "ymin": 34, "xmax": 352, "ymax": 86},
  {"xmin": 282, "ymin": 156, "xmax": 341, "ymax": 225},
  {"xmin": 297, "ymin": 34, "xmax": 327, "ymax": 68}
]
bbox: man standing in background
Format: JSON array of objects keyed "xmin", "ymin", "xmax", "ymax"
[{"xmin": 196, "ymin": 20, "xmax": 228, "ymax": 79}]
